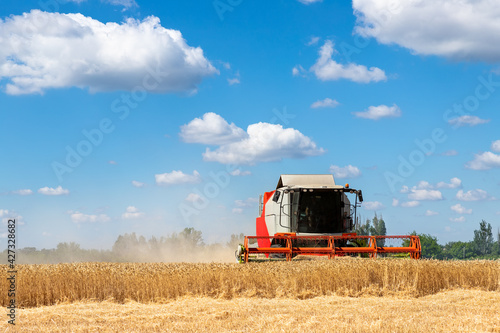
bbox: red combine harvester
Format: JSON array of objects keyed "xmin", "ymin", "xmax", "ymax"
[{"xmin": 236, "ymin": 174, "xmax": 421, "ymax": 262}]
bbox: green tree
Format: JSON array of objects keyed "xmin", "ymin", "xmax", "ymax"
[
  {"xmin": 355, "ymin": 218, "xmax": 371, "ymax": 236},
  {"xmin": 408, "ymin": 232, "xmax": 442, "ymax": 259},
  {"xmin": 227, "ymin": 233, "xmax": 245, "ymax": 249},
  {"xmin": 473, "ymin": 220, "xmax": 494, "ymax": 256},
  {"xmin": 443, "ymin": 241, "xmax": 475, "ymax": 259},
  {"xmin": 179, "ymin": 227, "xmax": 204, "ymax": 247},
  {"xmin": 370, "ymin": 214, "xmax": 387, "ymax": 247}
]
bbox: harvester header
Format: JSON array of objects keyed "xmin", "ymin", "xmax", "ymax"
[{"xmin": 236, "ymin": 174, "xmax": 421, "ymax": 262}]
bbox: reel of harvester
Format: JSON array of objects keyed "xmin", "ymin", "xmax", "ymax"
[{"xmin": 236, "ymin": 233, "xmax": 421, "ymax": 263}]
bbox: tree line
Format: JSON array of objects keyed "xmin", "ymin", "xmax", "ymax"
[
  {"xmin": 356, "ymin": 215, "xmax": 500, "ymax": 259},
  {"xmin": 7, "ymin": 228, "xmax": 245, "ymax": 264},
  {"xmin": 5, "ymin": 217, "xmax": 499, "ymax": 263}
]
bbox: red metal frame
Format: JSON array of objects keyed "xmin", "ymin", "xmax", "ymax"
[{"xmin": 242, "ymin": 233, "xmax": 421, "ymax": 262}]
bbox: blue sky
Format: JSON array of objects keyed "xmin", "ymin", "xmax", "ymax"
[{"xmin": 1, "ymin": 0, "xmax": 499, "ymax": 250}]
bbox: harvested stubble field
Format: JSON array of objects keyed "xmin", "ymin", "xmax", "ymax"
[{"xmin": 1, "ymin": 258, "xmax": 499, "ymax": 332}]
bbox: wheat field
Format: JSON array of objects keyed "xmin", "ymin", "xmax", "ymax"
[{"xmin": 1, "ymin": 259, "xmax": 499, "ymax": 332}]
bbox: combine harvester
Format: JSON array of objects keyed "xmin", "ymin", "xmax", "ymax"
[{"xmin": 236, "ymin": 174, "xmax": 421, "ymax": 263}]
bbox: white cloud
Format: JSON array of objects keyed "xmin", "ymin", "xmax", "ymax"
[
  {"xmin": 0, "ymin": 10, "xmax": 217, "ymax": 95},
  {"xmin": 0, "ymin": 209, "xmax": 25, "ymax": 225},
  {"xmin": 329, "ymin": 165, "xmax": 361, "ymax": 179},
  {"xmin": 450, "ymin": 216, "xmax": 466, "ymax": 223},
  {"xmin": 425, "ymin": 210, "xmax": 439, "ymax": 216},
  {"xmin": 310, "ymin": 40, "xmax": 386, "ymax": 83},
  {"xmin": 408, "ymin": 189, "xmax": 443, "ymax": 201},
  {"xmin": 448, "ymin": 116, "xmax": 490, "ymax": 127},
  {"xmin": 122, "ymin": 206, "xmax": 144, "ymax": 219},
  {"xmin": 232, "ymin": 208, "xmax": 244, "ymax": 214},
  {"xmin": 292, "ymin": 65, "xmax": 307, "ymax": 77},
  {"xmin": 12, "ymin": 189, "xmax": 33, "ymax": 195},
  {"xmin": 227, "ymin": 78, "xmax": 240, "ymax": 85},
  {"xmin": 307, "ymin": 36, "xmax": 320, "ymax": 46},
  {"xmin": 450, "ymin": 204, "xmax": 472, "ymax": 214},
  {"xmin": 353, "ymin": 104, "xmax": 401, "ymax": 120},
  {"xmin": 311, "ymin": 98, "xmax": 340, "ymax": 109},
  {"xmin": 104, "ymin": 0, "xmax": 138, "ymax": 9},
  {"xmin": 230, "ymin": 169, "xmax": 252, "ymax": 176},
  {"xmin": 436, "ymin": 177, "xmax": 462, "ymax": 189},
  {"xmin": 465, "ymin": 151, "xmax": 500, "ymax": 170},
  {"xmin": 492, "ymin": 140, "xmax": 500, "ymax": 152},
  {"xmin": 353, "ymin": 0, "xmax": 500, "ymax": 62},
  {"xmin": 185, "ymin": 193, "xmax": 202, "ymax": 202},
  {"xmin": 38, "ymin": 186, "xmax": 69, "ymax": 196},
  {"xmin": 362, "ymin": 201, "xmax": 384, "ymax": 210},
  {"xmin": 235, "ymin": 198, "xmax": 258, "ymax": 208},
  {"xmin": 414, "ymin": 181, "xmax": 433, "ymax": 190},
  {"xmin": 298, "ymin": 0, "xmax": 322, "ymax": 4},
  {"xmin": 70, "ymin": 211, "xmax": 111, "ymax": 224},
  {"xmin": 132, "ymin": 180, "xmax": 145, "ymax": 188},
  {"xmin": 180, "ymin": 112, "xmax": 247, "ymax": 145},
  {"xmin": 155, "ymin": 170, "xmax": 201, "ymax": 186},
  {"xmin": 202, "ymin": 121, "xmax": 324, "ymax": 164},
  {"xmin": 108, "ymin": 160, "xmax": 117, "ymax": 165},
  {"xmin": 401, "ymin": 201, "xmax": 420, "ymax": 208},
  {"xmin": 456, "ymin": 189, "xmax": 491, "ymax": 201},
  {"xmin": 392, "ymin": 198, "xmax": 399, "ymax": 207}
]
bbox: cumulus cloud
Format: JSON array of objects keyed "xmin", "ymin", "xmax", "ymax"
[
  {"xmin": 70, "ymin": 211, "xmax": 111, "ymax": 224},
  {"xmin": 131, "ymin": 180, "xmax": 145, "ymax": 188},
  {"xmin": 401, "ymin": 201, "xmax": 420, "ymax": 208},
  {"xmin": 198, "ymin": 117, "xmax": 324, "ymax": 164},
  {"xmin": 38, "ymin": 186, "xmax": 69, "ymax": 196},
  {"xmin": 0, "ymin": 10, "xmax": 217, "ymax": 95},
  {"xmin": 122, "ymin": 206, "xmax": 144, "ymax": 219},
  {"xmin": 353, "ymin": 104, "xmax": 401, "ymax": 120},
  {"xmin": 235, "ymin": 198, "xmax": 259, "ymax": 208},
  {"xmin": 492, "ymin": 140, "xmax": 500, "ymax": 152},
  {"xmin": 362, "ymin": 201, "xmax": 384, "ymax": 210},
  {"xmin": 450, "ymin": 204, "xmax": 472, "ymax": 214},
  {"xmin": 155, "ymin": 170, "xmax": 201, "ymax": 186},
  {"xmin": 311, "ymin": 98, "xmax": 340, "ymax": 109},
  {"xmin": 180, "ymin": 112, "xmax": 247, "ymax": 145},
  {"xmin": 436, "ymin": 177, "xmax": 462, "ymax": 189},
  {"xmin": 12, "ymin": 189, "xmax": 33, "ymax": 195},
  {"xmin": 466, "ymin": 151, "xmax": 500, "ymax": 170},
  {"xmin": 456, "ymin": 189, "xmax": 491, "ymax": 201},
  {"xmin": 448, "ymin": 116, "xmax": 490, "ymax": 127},
  {"xmin": 230, "ymin": 169, "xmax": 252, "ymax": 176},
  {"xmin": 329, "ymin": 165, "xmax": 361, "ymax": 179},
  {"xmin": 425, "ymin": 210, "xmax": 439, "ymax": 216},
  {"xmin": 310, "ymin": 40, "xmax": 386, "ymax": 83},
  {"xmin": 408, "ymin": 189, "xmax": 443, "ymax": 201},
  {"xmin": 185, "ymin": 193, "xmax": 202, "ymax": 202},
  {"xmin": 450, "ymin": 216, "xmax": 466, "ymax": 223},
  {"xmin": 353, "ymin": 0, "xmax": 500, "ymax": 62},
  {"xmin": 0, "ymin": 209, "xmax": 25, "ymax": 225}
]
